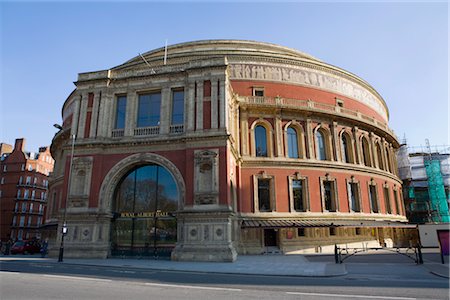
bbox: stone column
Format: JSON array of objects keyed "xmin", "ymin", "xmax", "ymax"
[
  {"xmin": 160, "ymin": 87, "xmax": 171, "ymax": 134},
  {"xmin": 381, "ymin": 138, "xmax": 388, "ymax": 171},
  {"xmin": 89, "ymin": 92, "xmax": 101, "ymax": 138},
  {"xmin": 305, "ymin": 119, "xmax": 314, "ymax": 159},
  {"xmin": 353, "ymin": 126, "xmax": 362, "ymax": 165},
  {"xmin": 331, "ymin": 122, "xmax": 339, "ymax": 162},
  {"xmin": 369, "ymin": 132, "xmax": 377, "ymax": 168},
  {"xmin": 211, "ymin": 80, "xmax": 219, "ymax": 129},
  {"xmin": 77, "ymin": 93, "xmax": 88, "ymax": 139},
  {"xmin": 196, "ymin": 81, "xmax": 204, "ymax": 131}
]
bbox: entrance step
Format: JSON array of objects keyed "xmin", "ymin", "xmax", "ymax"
[{"xmin": 264, "ymin": 247, "xmax": 282, "ymax": 255}]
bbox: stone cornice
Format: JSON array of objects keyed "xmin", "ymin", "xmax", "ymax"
[{"xmin": 240, "ymin": 157, "xmax": 403, "ymax": 184}]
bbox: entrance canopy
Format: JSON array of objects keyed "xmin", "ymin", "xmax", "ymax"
[{"xmin": 241, "ymin": 219, "xmax": 416, "ymax": 229}]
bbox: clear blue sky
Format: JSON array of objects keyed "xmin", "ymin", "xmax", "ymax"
[{"xmin": 1, "ymin": 1, "xmax": 448, "ymax": 152}]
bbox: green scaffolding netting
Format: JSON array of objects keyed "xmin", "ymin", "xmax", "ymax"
[{"xmin": 425, "ymin": 159, "xmax": 450, "ymax": 223}]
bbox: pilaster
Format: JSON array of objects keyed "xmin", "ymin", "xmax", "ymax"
[
  {"xmin": 186, "ymin": 81, "xmax": 196, "ymax": 132},
  {"xmin": 353, "ymin": 126, "xmax": 362, "ymax": 165},
  {"xmin": 305, "ymin": 119, "xmax": 314, "ymax": 159},
  {"xmin": 89, "ymin": 92, "xmax": 101, "ymax": 138},
  {"xmin": 331, "ymin": 122, "xmax": 339, "ymax": 162},
  {"xmin": 196, "ymin": 81, "xmax": 204, "ymax": 130},
  {"xmin": 160, "ymin": 87, "xmax": 171, "ymax": 134},
  {"xmin": 211, "ymin": 80, "xmax": 219, "ymax": 129},
  {"xmin": 71, "ymin": 95, "xmax": 81, "ymax": 138},
  {"xmin": 77, "ymin": 93, "xmax": 88, "ymax": 139}
]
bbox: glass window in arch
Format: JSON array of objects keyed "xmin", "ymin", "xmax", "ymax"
[
  {"xmin": 316, "ymin": 130, "xmax": 327, "ymax": 160},
  {"xmin": 255, "ymin": 125, "xmax": 268, "ymax": 157},
  {"xmin": 287, "ymin": 127, "xmax": 299, "ymax": 158}
]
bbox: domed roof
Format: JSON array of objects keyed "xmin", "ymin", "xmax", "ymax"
[{"xmin": 113, "ymin": 39, "xmax": 322, "ymax": 70}]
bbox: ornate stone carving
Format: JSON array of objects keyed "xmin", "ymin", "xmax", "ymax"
[
  {"xmin": 230, "ymin": 64, "xmax": 387, "ymax": 120},
  {"xmin": 194, "ymin": 149, "xmax": 219, "ymax": 206}
]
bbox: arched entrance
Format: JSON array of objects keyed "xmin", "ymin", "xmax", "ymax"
[{"xmin": 110, "ymin": 164, "xmax": 179, "ymax": 258}]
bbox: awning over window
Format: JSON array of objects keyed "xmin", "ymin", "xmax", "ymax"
[{"xmin": 240, "ymin": 219, "xmax": 416, "ymax": 228}]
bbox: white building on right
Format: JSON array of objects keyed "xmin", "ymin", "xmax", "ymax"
[{"xmin": 397, "ymin": 144, "xmax": 450, "ymax": 224}]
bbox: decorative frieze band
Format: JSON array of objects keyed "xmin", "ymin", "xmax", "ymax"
[{"xmin": 230, "ymin": 64, "xmax": 387, "ymax": 121}]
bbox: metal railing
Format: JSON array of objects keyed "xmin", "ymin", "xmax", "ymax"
[
  {"xmin": 334, "ymin": 244, "xmax": 423, "ymax": 264},
  {"xmin": 239, "ymin": 96, "xmax": 395, "ymax": 138}
]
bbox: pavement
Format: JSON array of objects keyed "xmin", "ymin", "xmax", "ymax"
[{"xmin": 0, "ymin": 249, "xmax": 448, "ymax": 279}]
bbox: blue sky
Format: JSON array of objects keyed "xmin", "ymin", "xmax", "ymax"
[{"xmin": 1, "ymin": 1, "xmax": 448, "ymax": 152}]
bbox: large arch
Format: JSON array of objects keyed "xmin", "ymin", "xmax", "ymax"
[{"xmin": 98, "ymin": 153, "xmax": 186, "ymax": 214}]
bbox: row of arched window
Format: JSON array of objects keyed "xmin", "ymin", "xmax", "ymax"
[{"xmin": 251, "ymin": 120, "xmax": 397, "ymax": 174}]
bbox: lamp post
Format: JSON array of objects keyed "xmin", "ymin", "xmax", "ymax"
[{"xmin": 54, "ymin": 124, "xmax": 75, "ymax": 262}]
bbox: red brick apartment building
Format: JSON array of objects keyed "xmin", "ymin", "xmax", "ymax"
[
  {"xmin": 0, "ymin": 139, "xmax": 54, "ymax": 242},
  {"xmin": 48, "ymin": 40, "xmax": 413, "ymax": 261}
]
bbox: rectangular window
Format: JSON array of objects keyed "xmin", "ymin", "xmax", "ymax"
[
  {"xmin": 171, "ymin": 90, "xmax": 184, "ymax": 125},
  {"xmin": 15, "ymin": 202, "xmax": 19, "ymax": 212},
  {"xmin": 17, "ymin": 190, "xmax": 21, "ymax": 198},
  {"xmin": 31, "ymin": 190, "xmax": 35, "ymax": 199},
  {"xmin": 28, "ymin": 216, "xmax": 32, "ymax": 226},
  {"xmin": 253, "ymin": 87, "xmax": 264, "ymax": 97},
  {"xmin": 12, "ymin": 216, "xmax": 16, "ymax": 226},
  {"xmin": 29, "ymin": 203, "xmax": 33, "ymax": 213},
  {"xmin": 37, "ymin": 217, "xmax": 42, "ymax": 226},
  {"xmin": 19, "ymin": 216, "xmax": 25, "ymax": 227},
  {"xmin": 1, "ymin": 177, "xmax": 4, "ymax": 184},
  {"xmin": 21, "ymin": 164, "xmax": 25, "ymax": 171},
  {"xmin": 298, "ymin": 228, "xmax": 305, "ymax": 237},
  {"xmin": 348, "ymin": 182, "xmax": 361, "ymax": 212},
  {"xmin": 115, "ymin": 95, "xmax": 127, "ymax": 129},
  {"xmin": 22, "ymin": 203, "xmax": 27, "ymax": 213},
  {"xmin": 258, "ymin": 178, "xmax": 271, "ymax": 212},
  {"xmin": 369, "ymin": 185, "xmax": 379, "ymax": 213},
  {"xmin": 137, "ymin": 92, "xmax": 161, "ymax": 127},
  {"xmin": 26, "ymin": 176, "xmax": 31, "ymax": 185},
  {"xmin": 383, "ymin": 187, "xmax": 392, "ymax": 214},
  {"xmin": 24, "ymin": 190, "xmax": 29, "ymax": 199},
  {"xmin": 3, "ymin": 165, "xmax": 6, "ymax": 172},
  {"xmin": 292, "ymin": 179, "xmax": 307, "ymax": 212},
  {"xmin": 19, "ymin": 176, "xmax": 23, "ymax": 184},
  {"xmin": 322, "ymin": 180, "xmax": 337, "ymax": 212},
  {"xmin": 356, "ymin": 228, "xmax": 362, "ymax": 235},
  {"xmin": 329, "ymin": 227, "xmax": 336, "ymax": 236},
  {"xmin": 39, "ymin": 204, "xmax": 44, "ymax": 214}
]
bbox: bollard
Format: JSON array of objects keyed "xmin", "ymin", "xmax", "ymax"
[
  {"xmin": 334, "ymin": 244, "xmax": 339, "ymax": 264},
  {"xmin": 417, "ymin": 244, "xmax": 423, "ymax": 264}
]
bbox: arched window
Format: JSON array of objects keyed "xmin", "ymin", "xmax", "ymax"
[
  {"xmin": 255, "ymin": 125, "xmax": 268, "ymax": 157},
  {"xmin": 111, "ymin": 164, "xmax": 178, "ymax": 257},
  {"xmin": 361, "ymin": 137, "xmax": 371, "ymax": 167},
  {"xmin": 376, "ymin": 142, "xmax": 384, "ymax": 170},
  {"xmin": 316, "ymin": 130, "xmax": 327, "ymax": 161},
  {"xmin": 287, "ymin": 127, "xmax": 299, "ymax": 158},
  {"xmin": 341, "ymin": 132, "xmax": 353, "ymax": 163}
]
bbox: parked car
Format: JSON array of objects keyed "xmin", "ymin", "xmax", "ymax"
[{"xmin": 10, "ymin": 240, "xmax": 41, "ymax": 254}]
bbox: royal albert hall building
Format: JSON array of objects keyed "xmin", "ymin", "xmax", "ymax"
[{"xmin": 48, "ymin": 40, "xmax": 413, "ymax": 261}]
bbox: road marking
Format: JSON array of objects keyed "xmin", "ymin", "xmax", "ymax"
[
  {"xmin": 286, "ymin": 292, "xmax": 416, "ymax": 300},
  {"xmin": 43, "ymin": 274, "xmax": 112, "ymax": 282},
  {"xmin": 110, "ymin": 270, "xmax": 136, "ymax": 274},
  {"xmin": 144, "ymin": 282, "xmax": 241, "ymax": 292}
]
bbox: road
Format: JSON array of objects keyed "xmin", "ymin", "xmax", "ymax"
[{"xmin": 0, "ymin": 259, "xmax": 448, "ymax": 300}]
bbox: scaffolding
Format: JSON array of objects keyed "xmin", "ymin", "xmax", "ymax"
[{"xmin": 424, "ymin": 158, "xmax": 450, "ymax": 223}]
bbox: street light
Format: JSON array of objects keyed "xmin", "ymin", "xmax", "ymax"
[{"xmin": 53, "ymin": 124, "xmax": 75, "ymax": 262}]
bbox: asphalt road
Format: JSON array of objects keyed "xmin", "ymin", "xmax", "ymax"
[{"xmin": 1, "ymin": 259, "xmax": 448, "ymax": 300}]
